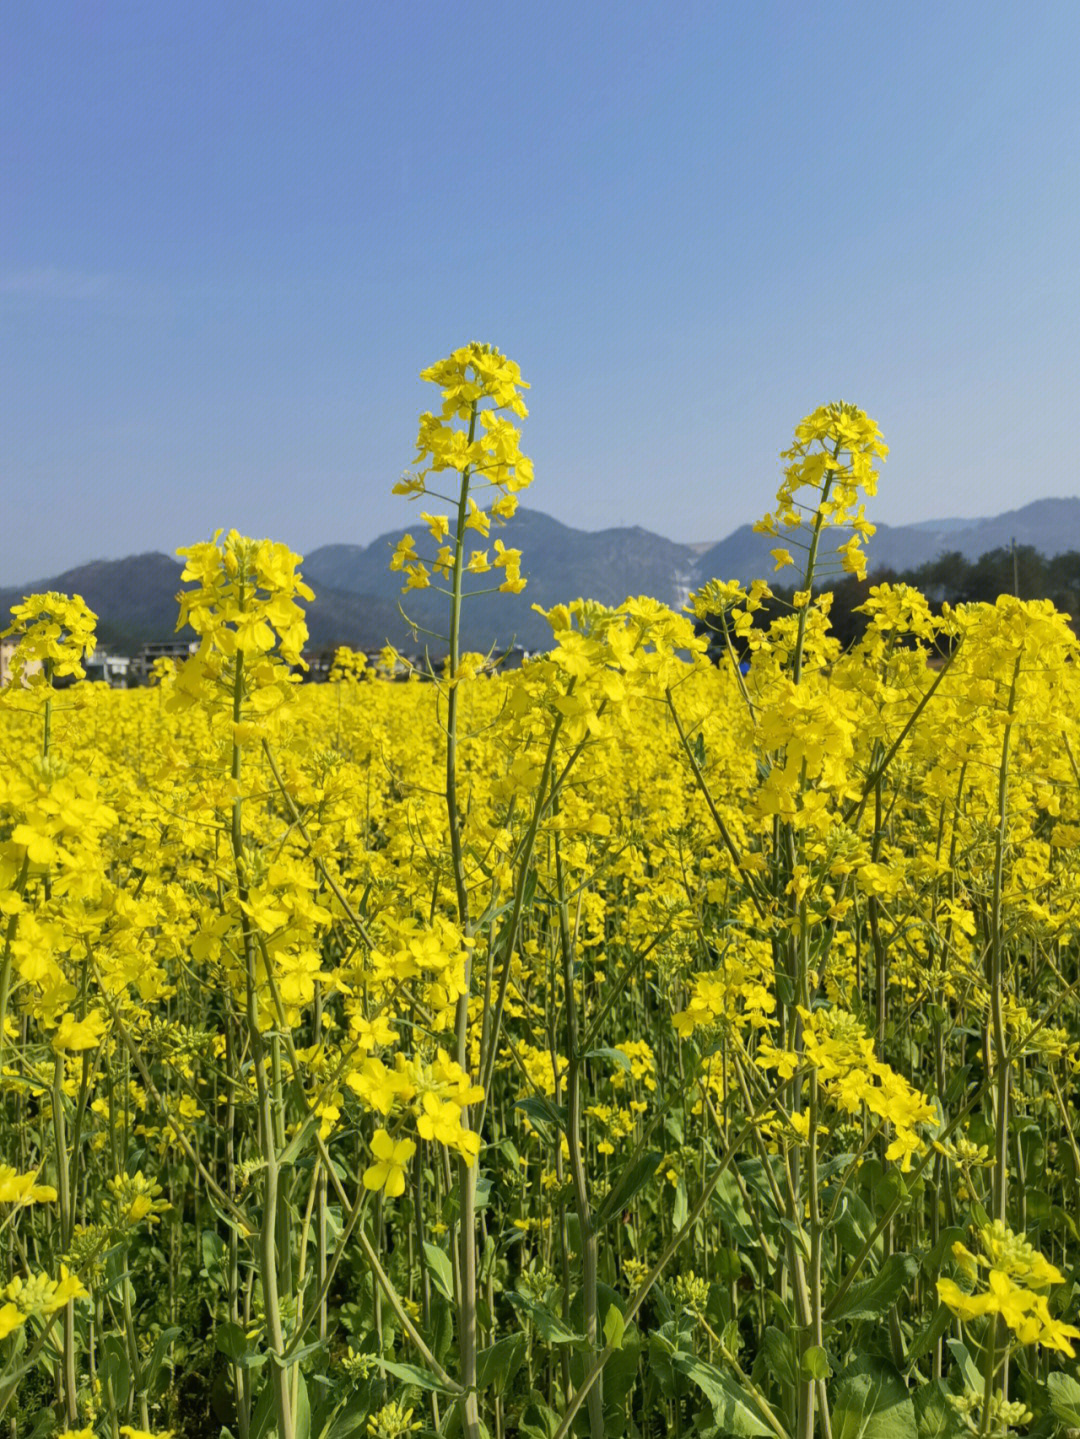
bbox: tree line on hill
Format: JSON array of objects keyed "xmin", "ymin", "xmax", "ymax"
[{"xmin": 695, "ymin": 545, "xmax": 1080, "ymax": 658}]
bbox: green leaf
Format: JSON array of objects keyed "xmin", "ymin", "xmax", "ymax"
[
  {"xmin": 906, "ymin": 1304, "xmax": 953, "ymax": 1371},
  {"xmin": 761, "ymin": 1327, "xmax": 797, "ymax": 1390},
  {"xmin": 671, "ymin": 1352, "xmax": 772, "ymax": 1436},
  {"xmin": 423, "ymin": 1241, "xmax": 455, "ymax": 1303},
  {"xmin": 215, "ymin": 1320, "xmax": 251, "ymax": 1365},
  {"xmin": 475, "ymin": 1172, "xmax": 494, "ymax": 1212},
  {"xmin": 432, "ymin": 1291, "xmax": 454, "ymax": 1365},
  {"xmin": 604, "ymin": 1303, "xmax": 626, "ymax": 1350},
  {"xmin": 968, "ymin": 1199, "xmax": 991, "ymax": 1231},
  {"xmin": 201, "ymin": 1228, "xmax": 226, "ymax": 1283},
  {"xmin": 714, "ymin": 1168, "xmax": 756, "ymax": 1247},
  {"xmin": 505, "ymin": 1290, "xmax": 585, "ymax": 1344},
  {"xmin": 673, "ymin": 1177, "xmax": 689, "ymax": 1232},
  {"xmin": 603, "ymin": 1324, "xmax": 642, "ymax": 1408},
  {"xmin": 143, "ymin": 1324, "xmax": 181, "ymax": 1395},
  {"xmin": 247, "ymin": 1368, "xmax": 310, "ymax": 1439},
  {"xmin": 1048, "ymin": 1372, "xmax": 1080, "ymax": 1429},
  {"xmin": 278, "ymin": 1338, "xmax": 327, "ymax": 1367},
  {"xmin": 585, "ymin": 1046, "xmax": 632, "ymax": 1071},
  {"xmin": 913, "ymin": 1379, "xmax": 968, "ymax": 1439},
  {"xmin": 835, "ymin": 1191, "xmax": 880, "ymax": 1258},
  {"xmin": 942, "ymin": 1064, "xmax": 971, "ymax": 1107},
  {"xmin": 24, "ymin": 1412, "xmax": 57, "ymax": 1439},
  {"xmin": 293, "ymin": 1368, "xmax": 311, "ymax": 1439},
  {"xmin": 378, "ymin": 1359, "xmax": 458, "ymax": 1394},
  {"xmin": 943, "ymin": 1341, "xmax": 981, "ymax": 1398},
  {"xmin": 873, "ymin": 1170, "xmax": 912, "ymax": 1215},
  {"xmin": 519, "ymin": 1401, "xmax": 561, "ymax": 1439},
  {"xmin": 714, "ymin": 1246, "xmax": 744, "ymax": 1283},
  {"xmin": 829, "ymin": 1254, "xmax": 919, "ymax": 1323},
  {"xmin": 514, "ymin": 1095, "xmax": 567, "ymax": 1132},
  {"xmin": 923, "ymin": 1228, "xmax": 967, "ymax": 1276},
  {"xmin": 477, "ymin": 1333, "xmax": 525, "ymax": 1396},
  {"xmin": 832, "ymin": 1356, "xmax": 918, "ymax": 1439},
  {"xmin": 250, "ymin": 1378, "xmax": 276, "ymax": 1439},
  {"xmin": 595, "ymin": 1151, "xmax": 662, "ymax": 1229},
  {"xmin": 323, "ymin": 1396, "xmax": 369, "ymax": 1439},
  {"xmin": 99, "ymin": 1334, "xmax": 131, "ymax": 1411},
  {"xmin": 802, "ymin": 1346, "xmax": 832, "ymax": 1382},
  {"xmin": 649, "ymin": 1332, "xmax": 679, "ymax": 1401},
  {"xmin": 279, "ymin": 1113, "xmax": 318, "ymax": 1167},
  {"xmin": 215, "ymin": 1319, "xmax": 266, "ymax": 1371}
]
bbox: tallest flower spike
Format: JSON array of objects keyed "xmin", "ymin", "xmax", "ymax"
[
  {"xmin": 390, "ymin": 344, "xmax": 533, "ymax": 595},
  {"xmin": 756, "ymin": 401, "xmax": 887, "ymax": 585}
]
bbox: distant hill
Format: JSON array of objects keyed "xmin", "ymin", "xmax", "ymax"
[
  {"xmin": 0, "ymin": 553, "xmax": 404, "ymax": 655},
  {"xmin": 3, "ymin": 497, "xmax": 1079, "ymax": 655},
  {"xmin": 303, "ymin": 508, "xmax": 698, "ymax": 652},
  {"xmin": 0, "ymin": 554, "xmax": 186, "ymax": 653},
  {"xmin": 926, "ymin": 498, "xmax": 1080, "ymax": 563},
  {"xmin": 693, "ymin": 497, "xmax": 1080, "ymax": 586}
]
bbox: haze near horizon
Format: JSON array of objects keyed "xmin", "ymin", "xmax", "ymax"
[{"xmin": 3, "ymin": 2, "xmax": 1078, "ymax": 585}]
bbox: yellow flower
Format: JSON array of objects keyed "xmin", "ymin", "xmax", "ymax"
[
  {"xmin": 787, "ymin": 1111, "xmax": 811, "ymax": 1140},
  {"xmin": 416, "ymin": 1093, "xmax": 462, "ymax": 1145},
  {"xmin": 0, "ymin": 1165, "xmax": 57, "ymax": 1205},
  {"xmin": 51, "ymin": 1010, "xmax": 108, "ymax": 1052},
  {"xmin": 1, "ymin": 592, "xmax": 97, "ymax": 687},
  {"xmin": 362, "ymin": 1130, "xmax": 416, "ymax": 1199},
  {"xmin": 107, "ymin": 1171, "xmax": 170, "ymax": 1228},
  {"xmin": 4, "ymin": 1264, "xmax": 88, "ymax": 1320}
]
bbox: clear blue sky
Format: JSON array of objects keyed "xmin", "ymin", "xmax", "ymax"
[{"xmin": 3, "ymin": 1, "xmax": 1079, "ymax": 583}]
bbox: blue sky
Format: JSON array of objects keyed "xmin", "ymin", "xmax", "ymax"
[{"xmin": 3, "ymin": 1, "xmax": 1079, "ymax": 583}]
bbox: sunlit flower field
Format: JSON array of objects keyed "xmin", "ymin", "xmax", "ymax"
[{"xmin": 4, "ymin": 348, "xmax": 1080, "ymax": 1439}]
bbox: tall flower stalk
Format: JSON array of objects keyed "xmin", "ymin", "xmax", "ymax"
[
  {"xmin": 391, "ymin": 343, "xmax": 532, "ymax": 1436},
  {"xmin": 170, "ymin": 533, "xmax": 314, "ymax": 1439}
]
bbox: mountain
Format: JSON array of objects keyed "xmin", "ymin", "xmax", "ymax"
[
  {"xmin": 923, "ymin": 498, "xmax": 1080, "ymax": 563},
  {"xmin": 303, "ymin": 508, "xmax": 698, "ymax": 652},
  {"xmin": 693, "ymin": 497, "xmax": 1080, "ymax": 587},
  {"xmin": 3, "ymin": 497, "xmax": 1080, "ymax": 656},
  {"xmin": 0, "ymin": 553, "xmax": 403, "ymax": 656},
  {"xmin": 0, "ymin": 554, "xmax": 186, "ymax": 653}
]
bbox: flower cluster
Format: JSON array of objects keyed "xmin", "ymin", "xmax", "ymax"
[
  {"xmin": 0, "ymin": 1265, "xmax": 88, "ymax": 1339},
  {"xmin": 169, "ymin": 530, "xmax": 313, "ymax": 731},
  {"xmin": 329, "ymin": 645, "xmax": 369, "ymax": 683},
  {"xmin": 756, "ymin": 1006, "xmax": 937, "ymax": 1170},
  {"xmin": 390, "ymin": 343, "xmax": 531, "ymax": 594},
  {"xmin": 0, "ymin": 1164, "xmax": 57, "ymax": 1206},
  {"xmin": 754, "ymin": 401, "xmax": 887, "ymax": 582},
  {"xmin": 1, "ymin": 592, "xmax": 97, "ymax": 688},
  {"xmin": 106, "ymin": 1169, "xmax": 171, "ymax": 1229},
  {"xmin": 938, "ymin": 1221, "xmax": 1080, "ymax": 1354}
]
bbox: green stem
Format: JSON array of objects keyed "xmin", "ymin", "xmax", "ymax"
[
  {"xmin": 555, "ymin": 822, "xmax": 603, "ymax": 1438},
  {"xmin": 51, "ymin": 1054, "xmax": 78, "ymax": 1424},
  {"xmin": 231, "ymin": 643, "xmax": 294, "ymax": 1439},
  {"xmin": 445, "ymin": 411, "xmax": 481, "ymax": 1439},
  {"xmin": 551, "ymin": 1078, "xmax": 796, "ymax": 1439}
]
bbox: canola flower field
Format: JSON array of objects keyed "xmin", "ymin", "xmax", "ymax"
[{"xmin": 4, "ymin": 349, "xmax": 1080, "ymax": 1439}]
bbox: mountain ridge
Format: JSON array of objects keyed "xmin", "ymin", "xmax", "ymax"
[{"xmin": 4, "ymin": 497, "xmax": 1079, "ymax": 654}]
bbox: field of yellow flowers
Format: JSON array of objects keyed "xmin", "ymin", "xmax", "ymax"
[{"xmin": 4, "ymin": 347, "xmax": 1080, "ymax": 1439}]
